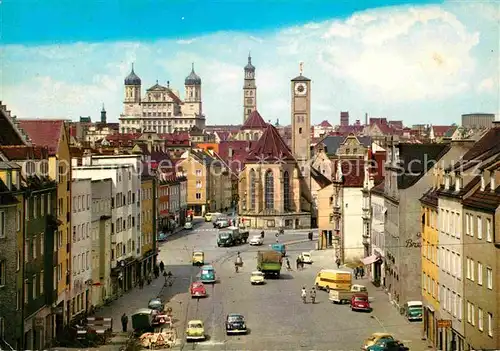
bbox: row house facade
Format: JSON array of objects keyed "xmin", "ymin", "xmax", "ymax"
[
  {"xmin": 90, "ymin": 179, "xmax": 113, "ymax": 308},
  {"xmin": 140, "ymin": 173, "xmax": 156, "ymax": 278},
  {"xmin": 70, "ymin": 178, "xmax": 92, "ymax": 321},
  {"xmin": 72, "ymin": 154, "xmax": 141, "ymax": 294}
]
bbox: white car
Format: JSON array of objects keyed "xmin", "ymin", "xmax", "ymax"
[
  {"xmin": 184, "ymin": 221, "xmax": 193, "ymax": 229},
  {"xmin": 249, "ymin": 235, "xmax": 263, "ymax": 246},
  {"xmin": 301, "ymin": 252, "xmax": 312, "ymax": 263}
]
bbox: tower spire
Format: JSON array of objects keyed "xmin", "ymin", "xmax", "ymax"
[
  {"xmin": 248, "ymin": 52, "xmax": 251, "ymax": 63},
  {"xmin": 299, "ymin": 61, "xmax": 303, "ymax": 76},
  {"xmin": 131, "ymin": 62, "xmax": 134, "ymax": 72},
  {"xmin": 192, "ymin": 62, "xmax": 195, "ymax": 72}
]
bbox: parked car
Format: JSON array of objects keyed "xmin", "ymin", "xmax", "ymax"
[
  {"xmin": 351, "ymin": 293, "xmax": 371, "ymax": 312},
  {"xmin": 362, "ymin": 333, "xmax": 394, "ymax": 350},
  {"xmin": 204, "ymin": 213, "xmax": 213, "ymax": 222},
  {"xmin": 157, "ymin": 232, "xmax": 167, "ymax": 242},
  {"xmin": 404, "ymin": 300, "xmax": 423, "ymax": 321},
  {"xmin": 225, "ymin": 313, "xmax": 247, "ymax": 335},
  {"xmin": 184, "ymin": 221, "xmax": 193, "ymax": 229},
  {"xmin": 249, "ymin": 235, "xmax": 264, "ymax": 246},
  {"xmin": 250, "ymin": 271, "xmax": 265, "ymax": 285},
  {"xmin": 214, "ymin": 217, "xmax": 229, "ymax": 228},
  {"xmin": 186, "ymin": 320, "xmax": 205, "ymax": 341},
  {"xmin": 190, "ymin": 281, "xmax": 207, "ymax": 298}
]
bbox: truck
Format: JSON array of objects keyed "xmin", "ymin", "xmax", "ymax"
[
  {"xmin": 238, "ymin": 225, "xmax": 250, "ymax": 243},
  {"xmin": 217, "ymin": 226, "xmax": 244, "ymax": 247},
  {"xmin": 257, "ymin": 251, "xmax": 282, "ymax": 278}
]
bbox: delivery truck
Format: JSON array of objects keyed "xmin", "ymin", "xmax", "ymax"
[{"xmin": 257, "ymin": 251, "xmax": 282, "ymax": 278}]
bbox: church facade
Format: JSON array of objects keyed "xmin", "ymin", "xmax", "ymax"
[
  {"xmin": 238, "ymin": 64, "xmax": 312, "ymax": 229},
  {"xmin": 119, "ymin": 64, "xmax": 205, "ymax": 134}
]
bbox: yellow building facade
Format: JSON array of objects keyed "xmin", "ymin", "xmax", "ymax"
[
  {"xmin": 141, "ymin": 176, "xmax": 154, "ymax": 256},
  {"xmin": 420, "ymin": 189, "xmax": 440, "ymax": 345}
]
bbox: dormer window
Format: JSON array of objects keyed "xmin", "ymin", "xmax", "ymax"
[
  {"xmin": 444, "ymin": 173, "xmax": 450, "ymax": 190},
  {"xmin": 455, "ymin": 173, "xmax": 462, "ymax": 192}
]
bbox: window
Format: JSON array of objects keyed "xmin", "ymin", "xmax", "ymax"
[
  {"xmin": 477, "ymin": 216, "xmax": 482, "ymax": 239},
  {"xmin": 0, "ymin": 211, "xmax": 5, "ymax": 238},
  {"xmin": 478, "ymin": 262, "xmax": 483, "ymax": 285},
  {"xmin": 87, "ymin": 195, "xmax": 90, "ymax": 209},
  {"xmin": 195, "ymin": 169, "xmax": 202, "ymax": 176},
  {"xmin": 443, "ymin": 288, "xmax": 448, "ymax": 310},
  {"xmin": 487, "ymin": 267, "xmax": 493, "ymax": 289},
  {"xmin": 16, "ymin": 210, "xmax": 21, "ymax": 231},
  {"xmin": 16, "ymin": 250, "xmax": 20, "ymax": 271},
  {"xmin": 0, "ymin": 260, "xmax": 5, "ymax": 286},
  {"xmin": 488, "ymin": 313, "xmax": 493, "ymax": 337},
  {"xmin": 264, "ymin": 170, "xmax": 274, "ymax": 210},
  {"xmin": 24, "ymin": 279, "xmax": 28, "ymax": 303},
  {"xmin": 33, "ymin": 196, "xmax": 37, "ymax": 219},
  {"xmin": 486, "ymin": 218, "xmax": 492, "ymax": 242},
  {"xmin": 456, "ymin": 254, "xmax": 461, "ymax": 279},
  {"xmin": 458, "ymin": 295, "xmax": 462, "ymax": 320},
  {"xmin": 86, "ymin": 251, "xmax": 89, "ymax": 270},
  {"xmin": 86, "ymin": 223, "xmax": 90, "ymax": 238},
  {"xmin": 73, "ymin": 226, "xmax": 76, "ymax": 242},
  {"xmin": 467, "ymin": 302, "xmax": 471, "ymax": 323},
  {"xmin": 32, "ymin": 274, "xmax": 37, "ymax": 298},
  {"xmin": 447, "ymin": 288, "xmax": 452, "ymax": 312},
  {"xmin": 471, "ymin": 303, "xmax": 475, "ymax": 326},
  {"xmin": 40, "ymin": 233, "xmax": 44, "ymax": 256},
  {"xmin": 196, "ymin": 180, "xmax": 202, "ymax": 188},
  {"xmin": 195, "ymin": 193, "xmax": 201, "ymax": 200},
  {"xmin": 456, "ymin": 213, "xmax": 460, "ymax": 238},
  {"xmin": 25, "ymin": 239, "xmax": 29, "ymax": 262},
  {"xmin": 471, "ymin": 258, "xmax": 475, "ymax": 281},
  {"xmin": 41, "ymin": 194, "xmax": 45, "ymax": 216},
  {"xmin": 453, "ymin": 292, "xmax": 457, "ymax": 316},
  {"xmin": 283, "ymin": 171, "xmax": 291, "ymax": 211},
  {"xmin": 478, "ymin": 308, "xmax": 483, "ymax": 331}
]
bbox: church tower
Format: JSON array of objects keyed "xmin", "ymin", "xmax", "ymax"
[
  {"xmin": 291, "ymin": 63, "xmax": 311, "ymax": 183},
  {"xmin": 184, "ymin": 63, "xmax": 202, "ymax": 117},
  {"xmin": 124, "ymin": 63, "xmax": 142, "ymax": 103},
  {"xmin": 243, "ymin": 53, "xmax": 257, "ymax": 122}
]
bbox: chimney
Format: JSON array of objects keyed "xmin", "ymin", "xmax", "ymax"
[{"xmin": 365, "ymin": 113, "xmax": 368, "ymax": 126}]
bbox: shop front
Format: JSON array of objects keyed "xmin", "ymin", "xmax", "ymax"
[{"xmin": 24, "ymin": 306, "xmax": 52, "ymax": 350}]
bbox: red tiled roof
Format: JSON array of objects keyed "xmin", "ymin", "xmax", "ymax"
[
  {"xmin": 332, "ymin": 159, "xmax": 365, "ymax": 187},
  {"xmin": 337, "ymin": 125, "xmax": 364, "ymax": 135},
  {"xmin": 216, "ymin": 131, "xmax": 231, "ymax": 141},
  {"xmin": 0, "ymin": 145, "xmax": 49, "ymax": 160},
  {"xmin": 462, "ymin": 184, "xmax": 500, "ymax": 212},
  {"xmin": 389, "ymin": 120, "xmax": 403, "ymax": 129},
  {"xmin": 218, "ymin": 140, "xmax": 253, "ymax": 174},
  {"xmin": 369, "ymin": 118, "xmax": 388, "ymax": 125},
  {"xmin": 246, "ymin": 124, "xmax": 294, "ymax": 163},
  {"xmin": 432, "ymin": 125, "xmax": 453, "ymax": 136},
  {"xmin": 241, "ymin": 110, "xmax": 267, "ymax": 130},
  {"xmin": 18, "ymin": 119, "xmax": 66, "ymax": 155},
  {"xmin": 318, "ymin": 120, "xmax": 332, "ymax": 127}
]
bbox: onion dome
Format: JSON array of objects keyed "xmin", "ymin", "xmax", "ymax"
[
  {"xmin": 245, "ymin": 53, "xmax": 255, "ymax": 72},
  {"xmin": 124, "ymin": 64, "xmax": 141, "ymax": 85},
  {"xmin": 185, "ymin": 63, "xmax": 201, "ymax": 86}
]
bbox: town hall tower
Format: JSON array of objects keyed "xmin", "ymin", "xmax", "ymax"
[{"xmin": 243, "ymin": 53, "xmax": 257, "ymax": 122}]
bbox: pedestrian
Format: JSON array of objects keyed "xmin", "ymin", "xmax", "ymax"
[
  {"xmin": 296, "ymin": 257, "xmax": 300, "ymax": 270},
  {"xmin": 159, "ymin": 261, "xmax": 165, "ymax": 273},
  {"xmin": 286, "ymin": 257, "xmax": 291, "ymax": 271},
  {"xmin": 360, "ymin": 266, "xmax": 365, "ymax": 278},
  {"xmin": 354, "ymin": 267, "xmax": 359, "ymax": 279},
  {"xmin": 154, "ymin": 265, "xmax": 159, "ymax": 278},
  {"xmin": 121, "ymin": 313, "xmax": 128, "ymax": 332},
  {"xmin": 336, "ymin": 258, "xmax": 341, "ymax": 269}
]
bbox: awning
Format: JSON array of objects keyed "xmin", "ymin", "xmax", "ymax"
[{"xmin": 361, "ymin": 255, "xmax": 381, "ymax": 265}]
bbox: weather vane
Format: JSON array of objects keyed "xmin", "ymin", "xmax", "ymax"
[{"xmin": 299, "ymin": 61, "xmax": 304, "ymax": 75}]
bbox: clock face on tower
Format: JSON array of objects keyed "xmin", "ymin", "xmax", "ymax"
[{"xmin": 294, "ymin": 82, "xmax": 307, "ymax": 96}]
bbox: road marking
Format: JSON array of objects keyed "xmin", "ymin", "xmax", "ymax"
[
  {"xmin": 372, "ymin": 315, "xmax": 387, "ymax": 332},
  {"xmin": 198, "ymin": 340, "xmax": 226, "ymax": 345}
]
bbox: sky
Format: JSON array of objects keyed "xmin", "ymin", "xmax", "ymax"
[{"xmin": 0, "ymin": 0, "xmax": 499, "ymax": 126}]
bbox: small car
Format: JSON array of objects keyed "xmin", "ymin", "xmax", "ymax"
[
  {"xmin": 362, "ymin": 333, "xmax": 394, "ymax": 350},
  {"xmin": 214, "ymin": 217, "xmax": 229, "ymax": 228},
  {"xmin": 250, "ymin": 271, "xmax": 265, "ymax": 285},
  {"xmin": 190, "ymin": 281, "xmax": 207, "ymax": 298},
  {"xmin": 366, "ymin": 337, "xmax": 409, "ymax": 351},
  {"xmin": 351, "ymin": 293, "xmax": 371, "ymax": 312},
  {"xmin": 301, "ymin": 252, "xmax": 312, "ymax": 263},
  {"xmin": 186, "ymin": 320, "xmax": 205, "ymax": 341},
  {"xmin": 148, "ymin": 298, "xmax": 164, "ymax": 312},
  {"xmin": 249, "ymin": 235, "xmax": 263, "ymax": 246},
  {"xmin": 192, "ymin": 251, "xmax": 204, "ymax": 266},
  {"xmin": 184, "ymin": 221, "xmax": 193, "ymax": 230},
  {"xmin": 204, "ymin": 213, "xmax": 212, "ymax": 222},
  {"xmin": 225, "ymin": 313, "xmax": 247, "ymax": 334},
  {"xmin": 157, "ymin": 232, "xmax": 167, "ymax": 242},
  {"xmin": 404, "ymin": 300, "xmax": 423, "ymax": 321}
]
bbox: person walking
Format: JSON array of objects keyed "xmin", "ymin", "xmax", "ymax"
[
  {"xmin": 121, "ymin": 313, "xmax": 128, "ymax": 332},
  {"xmin": 336, "ymin": 258, "xmax": 341, "ymax": 269},
  {"xmin": 286, "ymin": 257, "xmax": 291, "ymax": 271},
  {"xmin": 296, "ymin": 257, "xmax": 300, "ymax": 270},
  {"xmin": 360, "ymin": 266, "xmax": 365, "ymax": 278},
  {"xmin": 354, "ymin": 267, "xmax": 359, "ymax": 279},
  {"xmin": 159, "ymin": 261, "xmax": 165, "ymax": 273}
]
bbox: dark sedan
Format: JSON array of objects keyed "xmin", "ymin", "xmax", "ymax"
[{"xmin": 225, "ymin": 313, "xmax": 247, "ymax": 335}]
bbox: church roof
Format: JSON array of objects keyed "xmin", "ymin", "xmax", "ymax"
[
  {"xmin": 246, "ymin": 124, "xmax": 295, "ymax": 163},
  {"xmin": 242, "ymin": 110, "xmax": 267, "ymax": 130}
]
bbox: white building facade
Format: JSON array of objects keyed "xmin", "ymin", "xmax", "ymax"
[
  {"xmin": 369, "ymin": 187, "xmax": 386, "ymax": 286},
  {"xmin": 70, "ymin": 178, "xmax": 93, "ymax": 318},
  {"xmin": 72, "ymin": 154, "xmax": 141, "ymax": 293},
  {"xmin": 90, "ymin": 179, "xmax": 113, "ymax": 306},
  {"xmin": 119, "ymin": 64, "xmax": 205, "ymax": 134}
]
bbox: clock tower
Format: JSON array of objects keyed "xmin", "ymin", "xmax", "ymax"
[
  {"xmin": 243, "ymin": 53, "xmax": 257, "ymax": 122},
  {"xmin": 291, "ymin": 62, "xmax": 311, "ymax": 179}
]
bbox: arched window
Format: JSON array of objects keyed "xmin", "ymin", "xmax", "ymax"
[
  {"xmin": 283, "ymin": 171, "xmax": 290, "ymax": 210},
  {"xmin": 249, "ymin": 169, "xmax": 256, "ymax": 210},
  {"xmin": 265, "ymin": 170, "xmax": 274, "ymax": 210}
]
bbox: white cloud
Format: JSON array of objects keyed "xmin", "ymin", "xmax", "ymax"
[{"xmin": 0, "ymin": 2, "xmax": 497, "ymax": 126}]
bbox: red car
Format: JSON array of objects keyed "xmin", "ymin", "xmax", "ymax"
[
  {"xmin": 351, "ymin": 293, "xmax": 371, "ymax": 312},
  {"xmin": 190, "ymin": 281, "xmax": 207, "ymax": 298}
]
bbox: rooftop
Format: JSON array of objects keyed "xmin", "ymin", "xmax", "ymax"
[
  {"xmin": 245, "ymin": 124, "xmax": 294, "ymax": 163},
  {"xmin": 17, "ymin": 119, "xmax": 66, "ymax": 155}
]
